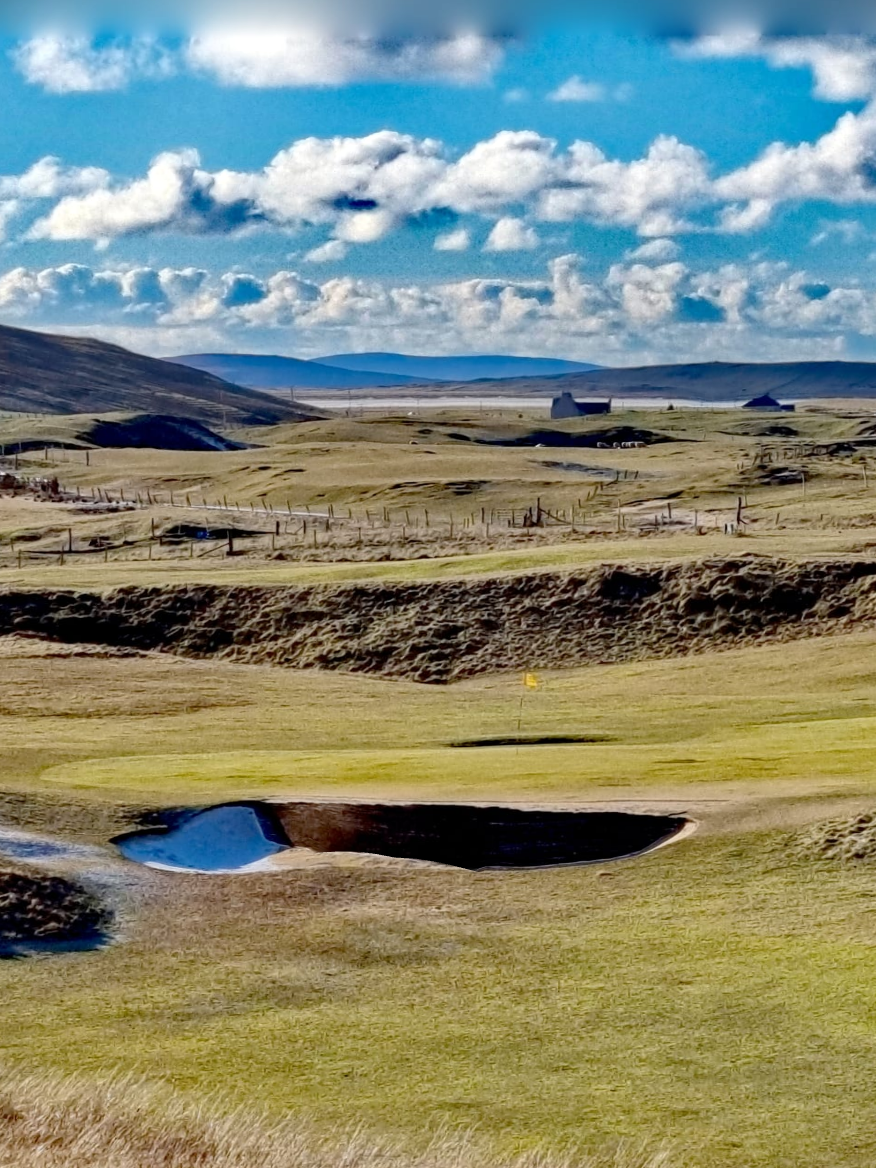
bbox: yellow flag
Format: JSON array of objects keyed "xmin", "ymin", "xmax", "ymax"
[{"xmin": 523, "ymin": 672, "xmax": 539, "ymax": 690}]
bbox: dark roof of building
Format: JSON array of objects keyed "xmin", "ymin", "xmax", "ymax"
[{"xmin": 743, "ymin": 393, "xmax": 783, "ymax": 409}]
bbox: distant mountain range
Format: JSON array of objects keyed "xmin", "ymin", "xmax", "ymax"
[
  {"xmin": 9, "ymin": 323, "xmax": 876, "ymax": 426},
  {"xmin": 0, "ymin": 324, "xmax": 317, "ymax": 425},
  {"xmin": 171, "ymin": 351, "xmax": 600, "ymax": 390},
  {"xmin": 429, "ymin": 361, "xmax": 876, "ymax": 402},
  {"xmin": 172, "ymin": 353, "xmax": 420, "ymax": 389},
  {"xmin": 316, "ymin": 352, "xmax": 601, "ymax": 382}
]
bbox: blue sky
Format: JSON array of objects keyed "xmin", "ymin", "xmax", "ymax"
[{"xmin": 2, "ymin": 19, "xmax": 876, "ymax": 364}]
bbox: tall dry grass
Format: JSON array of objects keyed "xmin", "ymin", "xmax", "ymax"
[{"xmin": 0, "ymin": 1067, "xmax": 674, "ymax": 1168}]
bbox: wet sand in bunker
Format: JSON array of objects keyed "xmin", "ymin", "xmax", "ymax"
[{"xmin": 113, "ymin": 801, "xmax": 692, "ymax": 873}]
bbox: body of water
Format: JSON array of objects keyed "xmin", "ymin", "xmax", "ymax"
[{"xmin": 294, "ymin": 395, "xmax": 753, "ymax": 413}]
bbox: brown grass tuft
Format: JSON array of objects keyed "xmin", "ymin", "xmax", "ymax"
[
  {"xmin": 792, "ymin": 811, "xmax": 876, "ymax": 862},
  {"xmin": 0, "ymin": 1068, "xmax": 674, "ymax": 1168},
  {"xmin": 0, "ymin": 868, "xmax": 109, "ymax": 943}
]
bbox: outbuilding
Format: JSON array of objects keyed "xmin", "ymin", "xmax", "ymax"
[
  {"xmin": 551, "ymin": 392, "xmax": 612, "ymax": 420},
  {"xmin": 742, "ymin": 393, "xmax": 796, "ymax": 412}
]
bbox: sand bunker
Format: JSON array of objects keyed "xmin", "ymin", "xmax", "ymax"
[
  {"xmin": 116, "ymin": 802, "xmax": 689, "ymax": 873},
  {"xmin": 276, "ymin": 803, "xmax": 688, "ymax": 870},
  {"xmin": 451, "ymin": 735, "xmax": 612, "ymax": 748}
]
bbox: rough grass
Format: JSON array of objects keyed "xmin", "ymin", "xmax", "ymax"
[
  {"xmin": 0, "ymin": 1068, "xmax": 672, "ymax": 1168},
  {"xmin": 5, "ymin": 556, "xmax": 876, "ymax": 683},
  {"xmin": 792, "ymin": 811, "xmax": 876, "ymax": 861},
  {"xmin": 8, "ymin": 404, "xmax": 876, "ymax": 585}
]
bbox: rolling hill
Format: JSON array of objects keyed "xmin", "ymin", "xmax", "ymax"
[
  {"xmin": 172, "ymin": 353, "xmax": 424, "ymax": 389},
  {"xmin": 0, "ymin": 324, "xmax": 317, "ymax": 424}
]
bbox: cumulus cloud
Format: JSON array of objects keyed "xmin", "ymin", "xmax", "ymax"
[
  {"xmin": 0, "ymin": 157, "xmax": 110, "ymax": 200},
  {"xmin": 15, "ymin": 107, "xmax": 876, "ymax": 250},
  {"xmin": 12, "ymin": 29, "xmax": 504, "ymax": 93},
  {"xmin": 484, "ymin": 216, "xmax": 539, "ymax": 250},
  {"xmin": 434, "ymin": 226, "xmax": 471, "ymax": 251},
  {"xmin": 305, "ymin": 240, "xmax": 349, "ymax": 263},
  {"xmin": 548, "ymin": 76, "xmax": 607, "ymax": 102},
  {"xmin": 185, "ymin": 28, "xmax": 504, "ymax": 88},
  {"xmin": 4, "ymin": 254, "xmax": 874, "ymax": 365},
  {"xmin": 627, "ymin": 238, "xmax": 681, "ymax": 261},
  {"xmin": 679, "ymin": 30, "xmax": 876, "ymax": 102},
  {"xmin": 538, "ymin": 135, "xmax": 711, "ymax": 236},
  {"xmin": 714, "ymin": 107, "xmax": 876, "ymax": 224},
  {"xmin": 30, "ymin": 149, "xmax": 260, "ymax": 242},
  {"xmin": 432, "ymin": 130, "xmax": 560, "ymax": 213},
  {"xmin": 12, "ymin": 34, "xmax": 174, "ymax": 93}
]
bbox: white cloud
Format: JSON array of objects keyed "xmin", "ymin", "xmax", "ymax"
[
  {"xmin": 627, "ymin": 238, "xmax": 680, "ymax": 262},
  {"xmin": 678, "ymin": 30, "xmax": 876, "ymax": 102},
  {"xmin": 547, "ymin": 76, "xmax": 634, "ymax": 103},
  {"xmin": 431, "ymin": 130, "xmax": 560, "ymax": 213},
  {"xmin": 606, "ymin": 261, "xmax": 688, "ymax": 324},
  {"xmin": 250, "ymin": 131, "xmax": 445, "ymax": 227},
  {"xmin": 5, "ymin": 255, "xmax": 876, "ymax": 364},
  {"xmin": 333, "ymin": 207, "xmax": 397, "ymax": 243},
  {"xmin": 12, "ymin": 29, "xmax": 503, "ymax": 93},
  {"xmin": 11, "ymin": 34, "xmax": 174, "ymax": 94},
  {"xmin": 548, "ymin": 76, "xmax": 607, "ymax": 102},
  {"xmin": 714, "ymin": 107, "xmax": 876, "ymax": 221},
  {"xmin": 15, "ymin": 105, "xmax": 876, "ymax": 250},
  {"xmin": 503, "ymin": 87, "xmax": 530, "ymax": 104},
  {"xmin": 0, "ymin": 157, "xmax": 110, "ymax": 200},
  {"xmin": 484, "ymin": 216, "xmax": 540, "ymax": 251},
  {"xmin": 434, "ymin": 227, "xmax": 471, "ymax": 251},
  {"xmin": 30, "ymin": 149, "xmax": 258, "ymax": 242},
  {"xmin": 539, "ymin": 135, "xmax": 711, "ymax": 236},
  {"xmin": 305, "ymin": 240, "xmax": 348, "ymax": 263},
  {"xmin": 186, "ymin": 28, "xmax": 504, "ymax": 88}
]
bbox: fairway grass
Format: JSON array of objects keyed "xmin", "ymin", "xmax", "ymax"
[{"xmin": 5, "ymin": 630, "xmax": 876, "ymax": 810}]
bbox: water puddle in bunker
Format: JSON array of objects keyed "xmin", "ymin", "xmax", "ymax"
[
  {"xmin": 113, "ymin": 804, "xmax": 292, "ymax": 873},
  {"xmin": 113, "ymin": 802, "xmax": 693, "ymax": 874}
]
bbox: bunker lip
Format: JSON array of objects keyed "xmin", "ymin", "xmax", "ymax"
[{"xmin": 114, "ymin": 800, "xmax": 693, "ymax": 874}]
